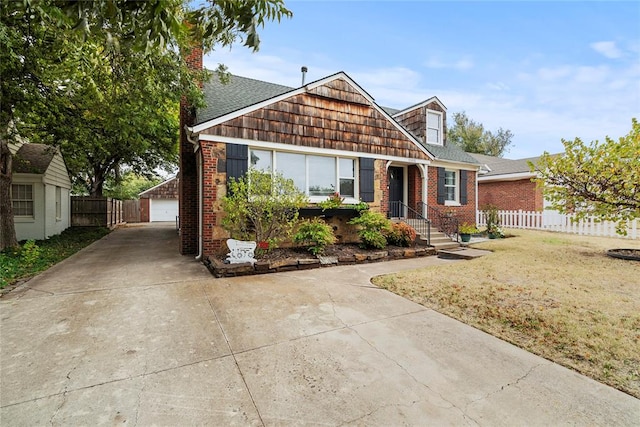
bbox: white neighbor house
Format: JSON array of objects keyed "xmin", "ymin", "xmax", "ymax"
[{"xmin": 10, "ymin": 142, "xmax": 72, "ymax": 241}]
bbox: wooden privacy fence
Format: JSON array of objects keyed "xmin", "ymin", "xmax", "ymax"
[
  {"xmin": 476, "ymin": 209, "xmax": 639, "ymax": 240},
  {"xmin": 123, "ymin": 199, "xmax": 140, "ymax": 223},
  {"xmin": 71, "ymin": 197, "xmax": 125, "ymax": 228}
]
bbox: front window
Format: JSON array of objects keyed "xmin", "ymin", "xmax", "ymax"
[
  {"xmin": 12, "ymin": 184, "xmax": 34, "ymax": 216},
  {"xmin": 249, "ymin": 149, "xmax": 358, "ymax": 202},
  {"xmin": 338, "ymin": 158, "xmax": 355, "ymax": 198},
  {"xmin": 427, "ymin": 111, "xmax": 443, "ymax": 145},
  {"xmin": 250, "ymin": 149, "xmax": 272, "ymax": 171},
  {"xmin": 444, "ymin": 170, "xmax": 457, "ymax": 202},
  {"xmin": 308, "ymin": 155, "xmax": 336, "ymax": 196}
]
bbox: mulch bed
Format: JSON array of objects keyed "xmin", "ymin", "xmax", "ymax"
[
  {"xmin": 606, "ymin": 248, "xmax": 640, "ymax": 261},
  {"xmin": 205, "ymin": 243, "xmax": 436, "ymax": 278}
]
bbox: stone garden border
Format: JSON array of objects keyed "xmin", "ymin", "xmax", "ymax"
[{"xmin": 205, "ymin": 246, "xmax": 437, "ymax": 278}]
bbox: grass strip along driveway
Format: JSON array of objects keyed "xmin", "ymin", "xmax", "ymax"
[
  {"xmin": 373, "ymin": 229, "xmax": 640, "ymax": 398},
  {"xmin": 0, "ymin": 227, "xmax": 110, "ymax": 290}
]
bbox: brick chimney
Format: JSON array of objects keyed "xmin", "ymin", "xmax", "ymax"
[{"xmin": 179, "ymin": 43, "xmax": 203, "ymax": 255}]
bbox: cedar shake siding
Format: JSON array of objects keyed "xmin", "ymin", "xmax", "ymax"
[
  {"xmin": 394, "ymin": 100, "xmax": 446, "ymax": 144},
  {"xmin": 200, "ymin": 79, "xmax": 430, "ymax": 162}
]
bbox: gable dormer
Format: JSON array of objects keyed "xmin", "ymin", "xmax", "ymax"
[{"xmin": 392, "ymin": 97, "xmax": 447, "ymax": 146}]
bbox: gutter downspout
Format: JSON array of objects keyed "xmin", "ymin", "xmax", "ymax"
[{"xmin": 184, "ymin": 125, "xmax": 203, "ymax": 261}]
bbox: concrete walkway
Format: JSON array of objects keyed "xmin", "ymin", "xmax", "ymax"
[{"xmin": 1, "ymin": 223, "xmax": 638, "ymax": 425}]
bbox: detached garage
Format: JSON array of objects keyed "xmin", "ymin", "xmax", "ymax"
[{"xmin": 139, "ymin": 177, "xmax": 179, "ymax": 222}]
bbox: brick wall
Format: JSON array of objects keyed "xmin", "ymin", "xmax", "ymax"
[
  {"xmin": 478, "ymin": 179, "xmax": 543, "ymax": 211},
  {"xmin": 407, "ymin": 165, "xmax": 423, "ymax": 211},
  {"xmin": 200, "ymin": 140, "xmax": 228, "ymax": 256},
  {"xmin": 178, "ymin": 44, "xmax": 202, "ymax": 255},
  {"xmin": 427, "ymin": 167, "xmax": 477, "ymax": 226}
]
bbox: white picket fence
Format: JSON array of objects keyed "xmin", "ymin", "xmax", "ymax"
[{"xmin": 476, "ymin": 209, "xmax": 639, "ymax": 240}]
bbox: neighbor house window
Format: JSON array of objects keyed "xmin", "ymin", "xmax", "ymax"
[
  {"xmin": 55, "ymin": 186, "xmax": 62, "ymax": 220},
  {"xmin": 249, "ymin": 149, "xmax": 357, "ymax": 201},
  {"xmin": 12, "ymin": 184, "xmax": 34, "ymax": 216},
  {"xmin": 427, "ymin": 111, "xmax": 443, "ymax": 145},
  {"xmin": 444, "ymin": 170, "xmax": 457, "ymax": 202}
]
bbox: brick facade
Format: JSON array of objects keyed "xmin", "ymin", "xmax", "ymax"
[
  {"xmin": 427, "ymin": 167, "xmax": 477, "ymax": 226},
  {"xmin": 478, "ymin": 179, "xmax": 543, "ymax": 211},
  {"xmin": 178, "ymin": 45, "xmax": 202, "ymax": 255}
]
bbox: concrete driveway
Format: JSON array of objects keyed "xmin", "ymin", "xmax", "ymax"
[{"xmin": 1, "ymin": 223, "xmax": 638, "ymax": 426}]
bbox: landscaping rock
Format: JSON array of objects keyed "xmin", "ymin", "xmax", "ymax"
[{"xmin": 368, "ymin": 251, "xmax": 388, "ymax": 261}]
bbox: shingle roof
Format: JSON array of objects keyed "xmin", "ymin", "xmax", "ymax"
[
  {"xmin": 196, "ymin": 74, "xmax": 294, "ymax": 125},
  {"xmin": 422, "ymin": 143, "xmax": 481, "ymax": 165},
  {"xmin": 468, "ymin": 153, "xmax": 544, "ymax": 176},
  {"xmin": 13, "ymin": 143, "xmax": 56, "ymax": 174}
]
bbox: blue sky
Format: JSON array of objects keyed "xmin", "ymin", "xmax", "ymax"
[{"xmin": 203, "ymin": 1, "xmax": 640, "ymax": 159}]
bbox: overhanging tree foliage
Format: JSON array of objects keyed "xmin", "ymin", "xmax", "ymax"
[
  {"xmin": 0, "ymin": 0, "xmax": 291, "ymax": 250},
  {"xmin": 534, "ymin": 118, "xmax": 640, "ymax": 235},
  {"xmin": 448, "ymin": 111, "xmax": 513, "ymax": 157}
]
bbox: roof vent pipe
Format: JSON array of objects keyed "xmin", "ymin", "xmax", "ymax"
[{"xmin": 301, "ymin": 66, "xmax": 308, "ymax": 86}]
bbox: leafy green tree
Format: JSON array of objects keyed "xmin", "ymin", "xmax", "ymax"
[
  {"xmin": 0, "ymin": 0, "xmax": 291, "ymax": 250},
  {"xmin": 103, "ymin": 172, "xmax": 164, "ymax": 200},
  {"xmin": 448, "ymin": 112, "xmax": 513, "ymax": 157},
  {"xmin": 222, "ymin": 169, "xmax": 308, "ymax": 249},
  {"xmin": 534, "ymin": 118, "xmax": 640, "ymax": 235}
]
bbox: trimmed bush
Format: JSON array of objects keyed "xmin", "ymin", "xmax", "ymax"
[
  {"xmin": 293, "ymin": 218, "xmax": 336, "ymax": 255},
  {"xmin": 386, "ymin": 222, "xmax": 416, "ymax": 247},
  {"xmin": 348, "ymin": 210, "xmax": 392, "ymax": 249}
]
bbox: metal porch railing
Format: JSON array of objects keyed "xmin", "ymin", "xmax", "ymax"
[
  {"xmin": 388, "ymin": 201, "xmax": 431, "ymax": 245},
  {"xmin": 421, "ymin": 202, "xmax": 460, "ymax": 242}
]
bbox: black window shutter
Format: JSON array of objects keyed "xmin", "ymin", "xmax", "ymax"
[
  {"xmin": 226, "ymin": 143, "xmax": 248, "ymax": 182},
  {"xmin": 436, "ymin": 167, "xmax": 445, "ymax": 205},
  {"xmin": 460, "ymin": 170, "xmax": 468, "ymax": 205},
  {"xmin": 359, "ymin": 158, "xmax": 375, "ymax": 202}
]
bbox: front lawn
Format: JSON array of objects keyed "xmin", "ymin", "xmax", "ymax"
[
  {"xmin": 372, "ymin": 229, "xmax": 640, "ymax": 398},
  {"xmin": 0, "ymin": 227, "xmax": 110, "ymax": 290}
]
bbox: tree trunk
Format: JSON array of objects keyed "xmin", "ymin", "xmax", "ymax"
[{"xmin": 0, "ymin": 138, "xmax": 18, "ymax": 250}]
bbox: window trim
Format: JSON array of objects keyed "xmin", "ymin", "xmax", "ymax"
[
  {"xmin": 426, "ymin": 109, "xmax": 444, "ymax": 146},
  {"xmin": 443, "ymin": 169, "xmax": 460, "ymax": 206},
  {"xmin": 249, "ymin": 148, "xmax": 360, "ymax": 204}
]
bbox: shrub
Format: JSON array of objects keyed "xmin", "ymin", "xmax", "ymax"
[
  {"xmin": 348, "ymin": 210, "xmax": 392, "ymax": 249},
  {"xmin": 459, "ymin": 222, "xmax": 479, "ymax": 234},
  {"xmin": 318, "ymin": 192, "xmax": 344, "ymax": 211},
  {"xmin": 386, "ymin": 222, "xmax": 417, "ymax": 247},
  {"xmin": 222, "ymin": 169, "xmax": 308, "ymax": 250},
  {"xmin": 293, "ymin": 218, "xmax": 336, "ymax": 255},
  {"xmin": 20, "ymin": 240, "xmax": 41, "ymax": 267}
]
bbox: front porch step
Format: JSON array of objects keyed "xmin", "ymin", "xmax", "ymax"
[{"xmin": 396, "ymin": 217, "xmax": 461, "ymax": 251}]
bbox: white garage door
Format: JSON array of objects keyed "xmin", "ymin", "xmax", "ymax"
[{"xmin": 149, "ymin": 199, "xmax": 178, "ymax": 222}]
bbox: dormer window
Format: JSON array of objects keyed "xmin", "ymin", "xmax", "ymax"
[{"xmin": 427, "ymin": 110, "xmax": 443, "ymax": 145}]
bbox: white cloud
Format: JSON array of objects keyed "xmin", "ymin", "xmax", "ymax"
[{"xmin": 590, "ymin": 41, "xmax": 623, "ymax": 59}]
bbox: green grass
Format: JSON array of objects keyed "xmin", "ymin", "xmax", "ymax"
[{"xmin": 0, "ymin": 227, "xmax": 110, "ymax": 289}]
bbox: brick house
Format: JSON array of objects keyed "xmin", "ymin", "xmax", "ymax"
[
  {"xmin": 179, "ymin": 51, "xmax": 480, "ymax": 260},
  {"xmin": 470, "ymin": 153, "xmax": 545, "ymax": 211}
]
